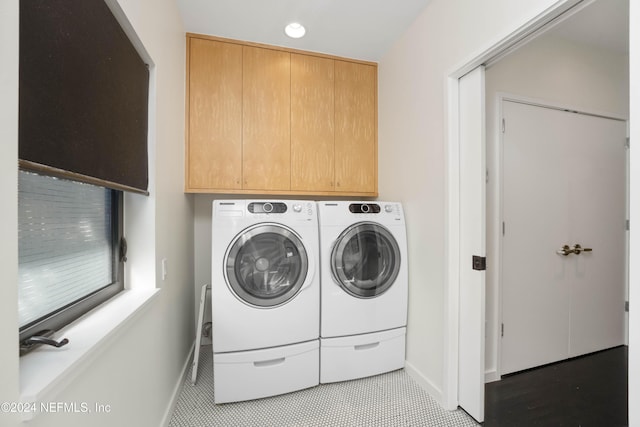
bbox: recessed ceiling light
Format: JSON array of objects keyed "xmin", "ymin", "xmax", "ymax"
[{"xmin": 285, "ymin": 22, "xmax": 306, "ymax": 39}]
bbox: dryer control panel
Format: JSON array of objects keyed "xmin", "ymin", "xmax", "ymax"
[
  {"xmin": 349, "ymin": 203, "xmax": 381, "ymax": 214},
  {"xmin": 317, "ymin": 201, "xmax": 404, "ymax": 226}
]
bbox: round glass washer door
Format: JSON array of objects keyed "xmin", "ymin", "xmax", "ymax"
[
  {"xmin": 225, "ymin": 224, "xmax": 308, "ymax": 307},
  {"xmin": 331, "ymin": 222, "xmax": 401, "ymax": 298}
]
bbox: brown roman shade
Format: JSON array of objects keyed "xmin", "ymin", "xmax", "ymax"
[{"xmin": 19, "ymin": 0, "xmax": 149, "ymax": 195}]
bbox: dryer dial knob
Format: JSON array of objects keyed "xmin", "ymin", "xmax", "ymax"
[
  {"xmin": 385, "ymin": 204, "xmax": 394, "ymax": 213},
  {"xmin": 293, "ymin": 203, "xmax": 302, "ymax": 213}
]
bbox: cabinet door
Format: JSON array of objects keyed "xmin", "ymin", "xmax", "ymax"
[
  {"xmin": 334, "ymin": 61, "xmax": 377, "ymax": 193},
  {"xmin": 243, "ymin": 47, "xmax": 291, "ymax": 191},
  {"xmin": 291, "ymin": 54, "xmax": 335, "ymax": 192},
  {"xmin": 187, "ymin": 38, "xmax": 242, "ymax": 190}
]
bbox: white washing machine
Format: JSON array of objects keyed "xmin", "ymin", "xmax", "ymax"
[
  {"xmin": 318, "ymin": 201, "xmax": 408, "ymax": 383},
  {"xmin": 211, "ymin": 200, "xmax": 319, "ymax": 403}
]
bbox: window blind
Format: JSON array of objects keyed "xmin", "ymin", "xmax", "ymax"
[
  {"xmin": 19, "ymin": 0, "xmax": 149, "ymax": 194},
  {"xmin": 18, "ymin": 171, "xmax": 115, "ymax": 328}
]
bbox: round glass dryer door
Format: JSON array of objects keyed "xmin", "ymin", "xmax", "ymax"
[
  {"xmin": 331, "ymin": 222, "xmax": 401, "ymax": 298},
  {"xmin": 225, "ymin": 224, "xmax": 308, "ymax": 307}
]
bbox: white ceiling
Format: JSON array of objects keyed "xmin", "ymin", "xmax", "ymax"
[
  {"xmin": 176, "ymin": 0, "xmax": 431, "ymax": 62},
  {"xmin": 544, "ymin": 0, "xmax": 628, "ymax": 53},
  {"xmin": 176, "ymin": 0, "xmax": 628, "ymax": 63}
]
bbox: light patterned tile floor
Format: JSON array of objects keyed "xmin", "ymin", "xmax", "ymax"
[{"xmin": 169, "ymin": 345, "xmax": 479, "ymax": 427}]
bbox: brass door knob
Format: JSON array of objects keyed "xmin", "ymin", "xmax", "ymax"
[
  {"xmin": 556, "ymin": 244, "xmax": 593, "ymax": 256},
  {"xmin": 571, "ymin": 244, "xmax": 592, "ymax": 255}
]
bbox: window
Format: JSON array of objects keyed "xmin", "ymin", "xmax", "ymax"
[
  {"xmin": 18, "ymin": 0, "xmax": 148, "ymax": 355},
  {"xmin": 18, "ymin": 170, "xmax": 124, "ymax": 346}
]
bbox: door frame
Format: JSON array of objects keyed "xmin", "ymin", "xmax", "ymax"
[
  {"xmin": 494, "ymin": 94, "xmax": 629, "ymax": 377},
  {"xmin": 456, "ymin": 66, "xmax": 487, "ymax": 422},
  {"xmin": 443, "ymin": 0, "xmax": 596, "ymax": 412}
]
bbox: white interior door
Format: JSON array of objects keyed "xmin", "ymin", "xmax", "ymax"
[
  {"xmin": 457, "ymin": 66, "xmax": 486, "ymax": 423},
  {"xmin": 501, "ymin": 100, "xmax": 626, "ymax": 375}
]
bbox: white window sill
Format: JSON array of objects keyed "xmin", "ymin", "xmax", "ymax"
[{"xmin": 19, "ymin": 288, "xmax": 160, "ymax": 421}]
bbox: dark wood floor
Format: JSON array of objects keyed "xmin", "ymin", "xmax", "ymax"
[{"xmin": 484, "ymin": 346, "xmax": 628, "ymax": 427}]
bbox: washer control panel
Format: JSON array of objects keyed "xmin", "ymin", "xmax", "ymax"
[
  {"xmin": 246, "ymin": 201, "xmax": 315, "ymax": 217},
  {"xmin": 248, "ymin": 202, "xmax": 288, "ymax": 214}
]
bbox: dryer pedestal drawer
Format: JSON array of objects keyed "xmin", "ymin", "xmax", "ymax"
[
  {"xmin": 213, "ymin": 340, "xmax": 319, "ymax": 403},
  {"xmin": 320, "ymin": 327, "xmax": 406, "ymax": 383}
]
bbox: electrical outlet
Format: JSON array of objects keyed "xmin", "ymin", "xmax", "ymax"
[{"xmin": 162, "ymin": 258, "xmax": 168, "ymax": 281}]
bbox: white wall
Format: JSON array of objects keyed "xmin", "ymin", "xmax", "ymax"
[
  {"xmin": 484, "ymin": 34, "xmax": 629, "ymax": 380},
  {"xmin": 194, "ymin": 196, "xmax": 215, "ymax": 309},
  {"xmin": 0, "ymin": 0, "xmax": 194, "ymax": 426},
  {"xmin": 0, "ymin": 1, "xmax": 21, "ymax": 426},
  {"xmin": 628, "ymin": 1, "xmax": 639, "ymax": 425}
]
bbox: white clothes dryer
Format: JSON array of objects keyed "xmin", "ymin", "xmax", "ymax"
[
  {"xmin": 211, "ymin": 200, "xmax": 319, "ymax": 403},
  {"xmin": 318, "ymin": 201, "xmax": 408, "ymax": 383}
]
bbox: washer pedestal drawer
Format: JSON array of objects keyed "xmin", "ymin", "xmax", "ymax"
[
  {"xmin": 320, "ymin": 327, "xmax": 406, "ymax": 384},
  {"xmin": 213, "ymin": 340, "xmax": 319, "ymax": 404}
]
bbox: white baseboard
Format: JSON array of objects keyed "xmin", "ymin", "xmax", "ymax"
[
  {"xmin": 404, "ymin": 360, "xmax": 444, "ymax": 407},
  {"xmin": 485, "ymin": 369, "xmax": 500, "ymax": 383},
  {"xmin": 160, "ymin": 341, "xmax": 196, "ymax": 427}
]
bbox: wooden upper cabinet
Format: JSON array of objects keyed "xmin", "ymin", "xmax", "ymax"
[
  {"xmin": 291, "ymin": 54, "xmax": 335, "ymax": 192},
  {"xmin": 242, "ymin": 47, "xmax": 291, "ymax": 191},
  {"xmin": 186, "ymin": 38, "xmax": 242, "ymax": 190},
  {"xmin": 185, "ymin": 34, "xmax": 377, "ymax": 196},
  {"xmin": 335, "ymin": 60, "xmax": 377, "ymax": 194}
]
